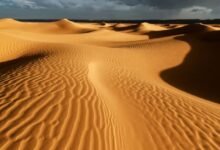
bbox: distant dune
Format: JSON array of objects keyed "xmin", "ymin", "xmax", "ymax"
[
  {"xmin": 148, "ymin": 23, "xmax": 215, "ymax": 38},
  {"xmin": 110, "ymin": 22, "xmax": 166, "ymax": 34},
  {"xmin": 0, "ymin": 18, "xmax": 219, "ymax": 150}
]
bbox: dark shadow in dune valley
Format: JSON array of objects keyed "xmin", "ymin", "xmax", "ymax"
[
  {"xmin": 0, "ymin": 54, "xmax": 46, "ymax": 76},
  {"xmin": 161, "ymin": 32, "xmax": 220, "ymax": 103},
  {"xmin": 148, "ymin": 24, "xmax": 214, "ymax": 39}
]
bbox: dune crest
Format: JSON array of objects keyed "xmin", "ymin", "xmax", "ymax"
[
  {"xmin": 111, "ymin": 22, "xmax": 166, "ymax": 34},
  {"xmin": 148, "ymin": 23, "xmax": 215, "ymax": 38},
  {"xmin": 0, "ymin": 19, "xmax": 219, "ymax": 150},
  {"xmin": 0, "ymin": 18, "xmax": 19, "ymax": 23},
  {"xmin": 54, "ymin": 19, "xmax": 98, "ymax": 34},
  {"xmin": 138, "ymin": 22, "xmax": 166, "ymax": 32}
]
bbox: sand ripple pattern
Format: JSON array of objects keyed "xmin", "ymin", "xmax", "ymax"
[
  {"xmin": 0, "ymin": 20, "xmax": 220, "ymax": 150},
  {"xmin": 0, "ymin": 50, "xmax": 123, "ymax": 150}
]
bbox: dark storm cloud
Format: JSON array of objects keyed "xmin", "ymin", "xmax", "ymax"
[
  {"xmin": 114, "ymin": 0, "xmax": 219, "ymax": 9},
  {"xmin": 1, "ymin": 0, "xmax": 219, "ymax": 9},
  {"xmin": 0, "ymin": 0, "xmax": 219, "ymax": 19}
]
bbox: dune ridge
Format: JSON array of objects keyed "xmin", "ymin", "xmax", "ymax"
[
  {"xmin": 0, "ymin": 19, "xmax": 219, "ymax": 150},
  {"xmin": 148, "ymin": 23, "xmax": 215, "ymax": 38},
  {"xmin": 110, "ymin": 22, "xmax": 166, "ymax": 34}
]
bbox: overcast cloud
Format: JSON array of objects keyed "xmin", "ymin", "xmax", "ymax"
[{"xmin": 0, "ymin": 0, "xmax": 219, "ymax": 19}]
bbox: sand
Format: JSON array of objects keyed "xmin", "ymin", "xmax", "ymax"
[{"xmin": 0, "ymin": 19, "xmax": 219, "ymax": 150}]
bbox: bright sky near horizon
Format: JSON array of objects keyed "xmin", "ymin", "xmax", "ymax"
[{"xmin": 0, "ymin": 0, "xmax": 219, "ymax": 19}]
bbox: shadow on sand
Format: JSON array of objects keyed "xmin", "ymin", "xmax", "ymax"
[
  {"xmin": 160, "ymin": 31, "xmax": 220, "ymax": 103},
  {"xmin": 0, "ymin": 54, "xmax": 46, "ymax": 76},
  {"xmin": 148, "ymin": 24, "xmax": 213, "ymax": 39}
]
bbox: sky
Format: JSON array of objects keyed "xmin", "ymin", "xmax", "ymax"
[{"xmin": 0, "ymin": 0, "xmax": 219, "ymax": 19}]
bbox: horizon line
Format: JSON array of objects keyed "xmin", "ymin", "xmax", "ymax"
[{"xmin": 1, "ymin": 18, "xmax": 220, "ymax": 24}]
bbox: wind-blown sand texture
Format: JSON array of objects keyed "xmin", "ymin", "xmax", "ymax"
[{"xmin": 0, "ymin": 18, "xmax": 220, "ymax": 150}]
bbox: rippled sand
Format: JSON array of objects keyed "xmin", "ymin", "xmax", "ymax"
[{"xmin": 0, "ymin": 18, "xmax": 220, "ymax": 150}]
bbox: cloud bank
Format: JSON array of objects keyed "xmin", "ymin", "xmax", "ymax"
[
  {"xmin": 0, "ymin": 0, "xmax": 219, "ymax": 19},
  {"xmin": 178, "ymin": 6, "xmax": 213, "ymax": 19}
]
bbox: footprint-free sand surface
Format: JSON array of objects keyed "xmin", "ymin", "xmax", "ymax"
[{"xmin": 0, "ymin": 18, "xmax": 220, "ymax": 150}]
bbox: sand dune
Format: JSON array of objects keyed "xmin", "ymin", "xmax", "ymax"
[
  {"xmin": 111, "ymin": 22, "xmax": 166, "ymax": 34},
  {"xmin": 0, "ymin": 18, "xmax": 99, "ymax": 34},
  {"xmin": 0, "ymin": 19, "xmax": 220, "ymax": 150},
  {"xmin": 148, "ymin": 23, "xmax": 215, "ymax": 38}
]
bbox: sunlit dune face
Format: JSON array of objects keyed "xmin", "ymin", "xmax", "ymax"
[{"xmin": 0, "ymin": 19, "xmax": 219, "ymax": 150}]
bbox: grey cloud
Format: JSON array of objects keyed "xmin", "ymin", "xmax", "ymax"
[
  {"xmin": 178, "ymin": 6, "xmax": 213, "ymax": 19},
  {"xmin": 112, "ymin": 0, "xmax": 219, "ymax": 9},
  {"xmin": 1, "ymin": 0, "xmax": 44, "ymax": 9},
  {"xmin": 1, "ymin": 0, "xmax": 131, "ymax": 10},
  {"xmin": 182, "ymin": 6, "xmax": 212, "ymax": 14},
  {"xmin": 1, "ymin": 0, "xmax": 219, "ymax": 9},
  {"xmin": 0, "ymin": 0, "xmax": 219, "ymax": 19},
  {"xmin": 190, "ymin": 6, "xmax": 212, "ymax": 13}
]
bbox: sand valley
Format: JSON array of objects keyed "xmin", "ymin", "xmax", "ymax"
[{"xmin": 0, "ymin": 18, "xmax": 220, "ymax": 150}]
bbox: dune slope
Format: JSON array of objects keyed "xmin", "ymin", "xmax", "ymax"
[{"xmin": 0, "ymin": 19, "xmax": 220, "ymax": 150}]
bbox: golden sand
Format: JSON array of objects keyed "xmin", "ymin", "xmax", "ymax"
[{"xmin": 0, "ymin": 19, "xmax": 219, "ymax": 150}]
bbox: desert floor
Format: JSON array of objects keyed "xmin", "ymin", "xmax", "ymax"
[{"xmin": 0, "ymin": 18, "xmax": 220, "ymax": 150}]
